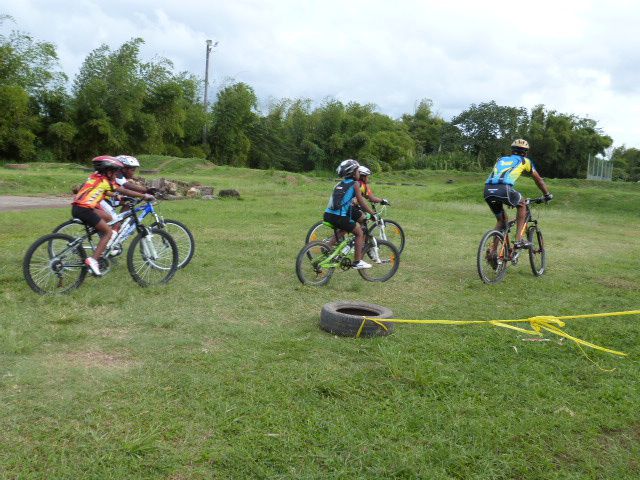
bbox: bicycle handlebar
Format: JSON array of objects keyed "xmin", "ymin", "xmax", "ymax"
[{"xmin": 527, "ymin": 196, "xmax": 548, "ymax": 205}]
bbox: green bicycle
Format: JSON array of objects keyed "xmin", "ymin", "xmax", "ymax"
[{"xmin": 296, "ymin": 221, "xmax": 400, "ymax": 286}]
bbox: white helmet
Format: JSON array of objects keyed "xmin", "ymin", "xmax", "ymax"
[
  {"xmin": 336, "ymin": 159, "xmax": 360, "ymax": 177},
  {"xmin": 511, "ymin": 139, "xmax": 529, "ymax": 151},
  {"xmin": 358, "ymin": 165, "xmax": 371, "ymax": 176},
  {"xmin": 116, "ymin": 155, "xmax": 140, "ymax": 167}
]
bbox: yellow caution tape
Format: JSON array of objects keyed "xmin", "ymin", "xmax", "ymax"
[{"xmin": 359, "ymin": 309, "xmax": 640, "ymax": 357}]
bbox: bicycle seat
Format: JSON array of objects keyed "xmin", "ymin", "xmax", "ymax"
[{"xmin": 323, "ymin": 221, "xmax": 337, "ymax": 230}]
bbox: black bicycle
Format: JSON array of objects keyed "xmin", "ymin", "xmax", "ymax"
[
  {"xmin": 24, "ymin": 198, "xmax": 179, "ymax": 294},
  {"xmin": 477, "ymin": 197, "xmax": 548, "ymax": 284}
]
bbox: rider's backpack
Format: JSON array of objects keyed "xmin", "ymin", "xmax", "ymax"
[{"xmin": 327, "ymin": 179, "xmax": 354, "ymax": 213}]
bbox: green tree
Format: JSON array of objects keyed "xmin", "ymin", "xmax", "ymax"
[{"xmin": 209, "ymin": 82, "xmax": 258, "ymax": 166}]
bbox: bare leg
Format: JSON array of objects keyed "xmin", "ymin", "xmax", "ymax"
[
  {"xmin": 93, "ymin": 209, "xmax": 113, "ymax": 260},
  {"xmin": 353, "ymin": 224, "xmax": 364, "ymax": 262},
  {"xmin": 515, "ymin": 202, "xmax": 527, "ymax": 241}
]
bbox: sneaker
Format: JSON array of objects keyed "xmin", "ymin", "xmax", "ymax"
[
  {"xmin": 84, "ymin": 257, "xmax": 102, "ymax": 276},
  {"xmin": 514, "ymin": 240, "xmax": 532, "ymax": 250},
  {"xmin": 109, "ymin": 244, "xmax": 122, "ymax": 257},
  {"xmin": 352, "ymin": 260, "xmax": 372, "ymax": 269}
]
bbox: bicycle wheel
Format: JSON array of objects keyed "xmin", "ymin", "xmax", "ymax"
[
  {"xmin": 23, "ymin": 233, "xmax": 87, "ymax": 295},
  {"xmin": 127, "ymin": 228, "xmax": 178, "ymax": 287},
  {"xmin": 369, "ymin": 219, "xmax": 405, "ymax": 254},
  {"xmin": 296, "ymin": 240, "xmax": 335, "ymax": 286},
  {"xmin": 477, "ymin": 230, "xmax": 508, "ymax": 284},
  {"xmin": 151, "ymin": 219, "xmax": 195, "ymax": 269},
  {"xmin": 528, "ymin": 226, "xmax": 546, "ymax": 276},
  {"xmin": 304, "ymin": 221, "xmax": 335, "ymax": 244},
  {"xmin": 358, "ymin": 239, "xmax": 400, "ymax": 282},
  {"xmin": 52, "ymin": 219, "xmax": 94, "ymax": 255}
]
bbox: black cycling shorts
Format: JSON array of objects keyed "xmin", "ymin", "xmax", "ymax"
[
  {"xmin": 483, "ymin": 184, "xmax": 522, "ymax": 216},
  {"xmin": 350, "ymin": 205, "xmax": 365, "ymax": 222},
  {"xmin": 323, "ymin": 211, "xmax": 356, "ymax": 233},
  {"xmin": 71, "ymin": 205, "xmax": 101, "ymax": 227}
]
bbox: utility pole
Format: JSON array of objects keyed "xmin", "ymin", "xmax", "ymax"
[{"xmin": 203, "ymin": 39, "xmax": 217, "ymax": 144}]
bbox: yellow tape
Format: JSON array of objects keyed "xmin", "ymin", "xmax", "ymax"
[{"xmin": 360, "ymin": 309, "xmax": 640, "ymax": 357}]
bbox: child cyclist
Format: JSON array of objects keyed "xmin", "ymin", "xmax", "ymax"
[
  {"xmin": 350, "ymin": 165, "xmax": 390, "ymax": 225},
  {"xmin": 72, "ymin": 156, "xmax": 154, "ymax": 276},
  {"xmin": 324, "ymin": 159, "xmax": 378, "ymax": 270},
  {"xmin": 98, "ymin": 154, "xmax": 155, "ymax": 219}
]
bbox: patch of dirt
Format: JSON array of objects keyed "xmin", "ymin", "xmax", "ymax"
[
  {"xmin": 62, "ymin": 350, "xmax": 136, "ymax": 369},
  {"xmin": 0, "ymin": 195, "xmax": 71, "ymax": 211},
  {"xmin": 596, "ymin": 277, "xmax": 639, "ymax": 291}
]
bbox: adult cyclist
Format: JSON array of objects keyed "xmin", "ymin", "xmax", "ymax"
[
  {"xmin": 324, "ymin": 159, "xmax": 377, "ymax": 269},
  {"xmin": 350, "ymin": 165, "xmax": 390, "ymax": 225},
  {"xmin": 484, "ymin": 139, "xmax": 553, "ymax": 250}
]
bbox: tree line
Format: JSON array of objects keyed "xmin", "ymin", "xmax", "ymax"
[{"xmin": 2, "ymin": 16, "xmax": 636, "ymax": 179}]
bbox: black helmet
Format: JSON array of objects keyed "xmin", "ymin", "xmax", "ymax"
[
  {"xmin": 92, "ymin": 155, "xmax": 124, "ymax": 174},
  {"xmin": 336, "ymin": 159, "xmax": 360, "ymax": 177}
]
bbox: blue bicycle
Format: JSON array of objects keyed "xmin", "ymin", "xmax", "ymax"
[{"xmin": 52, "ymin": 199, "xmax": 194, "ymax": 269}]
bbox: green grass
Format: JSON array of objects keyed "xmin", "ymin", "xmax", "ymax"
[{"xmin": 1, "ymin": 159, "xmax": 640, "ymax": 479}]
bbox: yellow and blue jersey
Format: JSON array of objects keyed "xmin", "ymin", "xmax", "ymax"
[{"xmin": 485, "ymin": 154, "xmax": 536, "ymax": 186}]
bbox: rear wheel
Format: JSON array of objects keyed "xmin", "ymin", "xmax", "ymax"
[
  {"xmin": 477, "ymin": 230, "xmax": 508, "ymax": 284},
  {"xmin": 151, "ymin": 219, "xmax": 195, "ymax": 269},
  {"xmin": 127, "ymin": 228, "xmax": 178, "ymax": 287},
  {"xmin": 52, "ymin": 219, "xmax": 94, "ymax": 255},
  {"xmin": 296, "ymin": 241, "xmax": 335, "ymax": 286},
  {"xmin": 305, "ymin": 221, "xmax": 336, "ymax": 244},
  {"xmin": 528, "ymin": 226, "xmax": 546, "ymax": 276},
  {"xmin": 23, "ymin": 233, "xmax": 87, "ymax": 295},
  {"xmin": 358, "ymin": 239, "xmax": 400, "ymax": 282},
  {"xmin": 369, "ymin": 219, "xmax": 405, "ymax": 254}
]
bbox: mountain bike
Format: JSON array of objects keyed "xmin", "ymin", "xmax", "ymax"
[
  {"xmin": 477, "ymin": 196, "xmax": 548, "ymax": 284},
  {"xmin": 24, "ymin": 199, "xmax": 179, "ymax": 294},
  {"xmin": 52, "ymin": 199, "xmax": 194, "ymax": 269},
  {"xmin": 304, "ymin": 204, "xmax": 405, "ymax": 254},
  {"xmin": 296, "ymin": 219, "xmax": 400, "ymax": 286}
]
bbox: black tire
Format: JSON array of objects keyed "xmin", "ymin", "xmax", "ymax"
[
  {"xmin": 151, "ymin": 219, "xmax": 195, "ymax": 269},
  {"xmin": 23, "ymin": 233, "xmax": 87, "ymax": 295},
  {"xmin": 358, "ymin": 239, "xmax": 400, "ymax": 282},
  {"xmin": 52, "ymin": 219, "xmax": 94, "ymax": 255},
  {"xmin": 304, "ymin": 221, "xmax": 336, "ymax": 244},
  {"xmin": 369, "ymin": 219, "xmax": 405, "ymax": 254},
  {"xmin": 127, "ymin": 228, "xmax": 178, "ymax": 287},
  {"xmin": 320, "ymin": 301, "xmax": 394, "ymax": 337},
  {"xmin": 296, "ymin": 241, "xmax": 335, "ymax": 286},
  {"xmin": 477, "ymin": 230, "xmax": 508, "ymax": 284},
  {"xmin": 528, "ymin": 226, "xmax": 546, "ymax": 276}
]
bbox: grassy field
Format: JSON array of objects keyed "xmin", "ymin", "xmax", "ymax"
[{"xmin": 1, "ymin": 158, "xmax": 639, "ymax": 479}]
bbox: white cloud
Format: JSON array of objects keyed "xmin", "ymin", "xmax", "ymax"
[{"xmin": 2, "ymin": 0, "xmax": 640, "ymax": 146}]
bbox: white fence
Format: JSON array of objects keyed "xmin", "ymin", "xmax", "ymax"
[{"xmin": 586, "ymin": 155, "xmax": 612, "ymax": 181}]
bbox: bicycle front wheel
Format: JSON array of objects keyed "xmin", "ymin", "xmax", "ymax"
[
  {"xmin": 296, "ymin": 241, "xmax": 335, "ymax": 286},
  {"xmin": 23, "ymin": 233, "xmax": 87, "ymax": 295},
  {"xmin": 304, "ymin": 221, "xmax": 335, "ymax": 244},
  {"xmin": 358, "ymin": 239, "xmax": 400, "ymax": 282},
  {"xmin": 369, "ymin": 219, "xmax": 405, "ymax": 254},
  {"xmin": 527, "ymin": 226, "xmax": 546, "ymax": 276},
  {"xmin": 151, "ymin": 219, "xmax": 195, "ymax": 269},
  {"xmin": 127, "ymin": 228, "xmax": 178, "ymax": 287},
  {"xmin": 477, "ymin": 230, "xmax": 508, "ymax": 284}
]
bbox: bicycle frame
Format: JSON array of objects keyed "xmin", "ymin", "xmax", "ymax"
[
  {"xmin": 316, "ymin": 221, "xmax": 381, "ymax": 270},
  {"xmin": 496, "ymin": 198, "xmax": 542, "ymax": 262}
]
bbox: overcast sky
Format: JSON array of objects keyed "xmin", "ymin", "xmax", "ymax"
[{"xmin": 3, "ymin": 0, "xmax": 640, "ymax": 148}]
